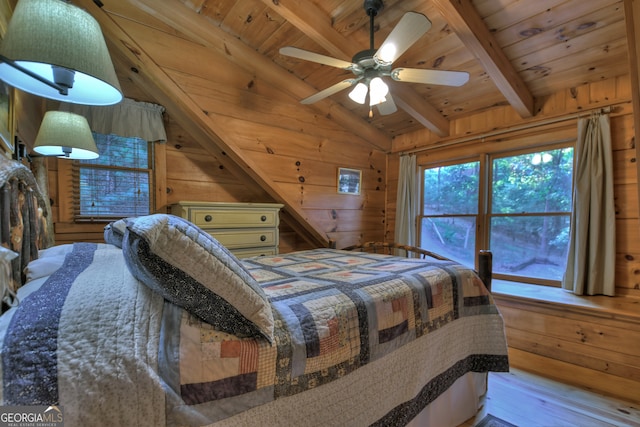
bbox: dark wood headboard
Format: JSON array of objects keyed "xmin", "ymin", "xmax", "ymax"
[{"xmin": 0, "ymin": 156, "xmax": 53, "ymax": 298}]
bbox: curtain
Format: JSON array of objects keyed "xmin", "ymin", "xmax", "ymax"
[
  {"xmin": 395, "ymin": 154, "xmax": 418, "ymax": 248},
  {"xmin": 562, "ymin": 113, "xmax": 615, "ymax": 296},
  {"xmin": 60, "ymin": 97, "xmax": 166, "ymax": 142}
]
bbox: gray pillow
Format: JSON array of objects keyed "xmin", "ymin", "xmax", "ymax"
[{"xmin": 122, "ymin": 214, "xmax": 274, "ymax": 342}]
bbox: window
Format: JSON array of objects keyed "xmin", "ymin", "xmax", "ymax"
[
  {"xmin": 419, "ymin": 144, "xmax": 574, "ymax": 287},
  {"xmin": 421, "ymin": 161, "xmax": 480, "ymax": 266},
  {"xmin": 489, "ymin": 148, "xmax": 573, "ymax": 284},
  {"xmin": 74, "ymin": 133, "xmax": 153, "ymax": 220}
]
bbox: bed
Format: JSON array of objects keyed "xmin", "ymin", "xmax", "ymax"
[{"xmin": 0, "ymin": 156, "xmax": 508, "ymax": 427}]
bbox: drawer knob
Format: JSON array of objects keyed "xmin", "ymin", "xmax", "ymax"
[
  {"xmin": 260, "ymin": 235, "xmax": 267, "ymax": 242},
  {"xmin": 204, "ymin": 215, "xmax": 213, "ymax": 222},
  {"xmin": 261, "ymin": 215, "xmax": 267, "ymax": 222}
]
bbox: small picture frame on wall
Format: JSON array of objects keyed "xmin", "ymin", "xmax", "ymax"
[
  {"xmin": 0, "ymin": 82, "xmax": 13, "ymax": 155},
  {"xmin": 337, "ymin": 167, "xmax": 361, "ymax": 195}
]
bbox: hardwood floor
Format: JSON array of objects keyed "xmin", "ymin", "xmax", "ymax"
[{"xmin": 458, "ymin": 368, "xmax": 640, "ymax": 427}]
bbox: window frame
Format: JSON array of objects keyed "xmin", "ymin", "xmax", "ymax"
[
  {"xmin": 418, "ymin": 140, "xmax": 575, "ymax": 288},
  {"xmin": 72, "ymin": 134, "xmax": 156, "ymax": 222},
  {"xmin": 419, "ymin": 156, "xmax": 484, "ymax": 268}
]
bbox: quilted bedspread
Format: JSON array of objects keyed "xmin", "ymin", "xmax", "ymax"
[{"xmin": 0, "ymin": 243, "xmax": 508, "ymax": 426}]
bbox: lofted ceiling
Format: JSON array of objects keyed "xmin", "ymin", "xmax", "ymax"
[
  {"xmin": 3, "ymin": 0, "xmax": 630, "ymax": 144},
  {"xmin": 163, "ymin": 0, "xmax": 629, "ymax": 139}
]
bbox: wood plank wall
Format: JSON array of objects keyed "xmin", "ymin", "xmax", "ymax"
[{"xmin": 46, "ymin": 109, "xmax": 389, "ymax": 252}]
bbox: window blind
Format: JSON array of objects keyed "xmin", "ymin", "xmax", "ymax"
[{"xmin": 72, "ymin": 133, "xmax": 152, "ymax": 220}]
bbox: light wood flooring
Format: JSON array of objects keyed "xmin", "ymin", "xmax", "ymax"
[{"xmin": 458, "ymin": 368, "xmax": 640, "ymax": 427}]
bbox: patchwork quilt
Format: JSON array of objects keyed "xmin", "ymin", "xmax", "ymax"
[{"xmin": 0, "ymin": 244, "xmax": 508, "ymax": 427}]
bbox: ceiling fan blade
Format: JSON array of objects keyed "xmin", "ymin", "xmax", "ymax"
[
  {"xmin": 376, "ymin": 93, "xmax": 397, "ymax": 116},
  {"xmin": 300, "ymin": 79, "xmax": 358, "ymax": 104},
  {"xmin": 374, "ymin": 12, "xmax": 432, "ymax": 65},
  {"xmin": 280, "ymin": 46, "xmax": 356, "ymax": 70},
  {"xmin": 391, "ymin": 68, "xmax": 469, "ymax": 87}
]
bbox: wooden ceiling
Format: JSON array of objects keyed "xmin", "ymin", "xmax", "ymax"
[
  {"xmin": 3, "ymin": 0, "xmax": 630, "ymax": 144},
  {"xmin": 158, "ymin": 0, "xmax": 629, "ymax": 139}
]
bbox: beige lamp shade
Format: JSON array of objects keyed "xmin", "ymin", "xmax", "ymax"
[
  {"xmin": 0, "ymin": 0, "xmax": 122, "ymax": 105},
  {"xmin": 34, "ymin": 111, "xmax": 99, "ymax": 159}
]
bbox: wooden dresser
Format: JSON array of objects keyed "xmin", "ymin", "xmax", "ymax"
[{"xmin": 169, "ymin": 201, "xmax": 283, "ymax": 258}]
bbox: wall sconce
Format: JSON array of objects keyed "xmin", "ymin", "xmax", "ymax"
[
  {"xmin": 0, "ymin": 0, "xmax": 122, "ymax": 106},
  {"xmin": 33, "ymin": 111, "xmax": 98, "ymax": 159}
]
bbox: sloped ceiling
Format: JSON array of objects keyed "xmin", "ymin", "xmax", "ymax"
[
  {"xmin": 86, "ymin": 0, "xmax": 628, "ymax": 143},
  {"xmin": 170, "ymin": 0, "xmax": 627, "ymax": 138}
]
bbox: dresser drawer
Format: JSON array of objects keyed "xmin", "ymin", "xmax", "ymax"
[
  {"xmin": 183, "ymin": 207, "xmax": 278, "ymax": 229},
  {"xmin": 210, "ymin": 229, "xmax": 277, "ymax": 249},
  {"xmin": 231, "ymin": 247, "xmax": 278, "ymax": 258}
]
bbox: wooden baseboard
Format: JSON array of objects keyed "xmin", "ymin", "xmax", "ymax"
[{"xmin": 507, "ymin": 347, "xmax": 640, "ymax": 405}]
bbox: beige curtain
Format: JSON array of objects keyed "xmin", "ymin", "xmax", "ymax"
[
  {"xmin": 394, "ymin": 154, "xmax": 418, "ymax": 248},
  {"xmin": 60, "ymin": 97, "xmax": 166, "ymax": 142},
  {"xmin": 562, "ymin": 113, "xmax": 615, "ymax": 296}
]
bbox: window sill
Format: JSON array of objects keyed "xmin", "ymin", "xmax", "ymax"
[{"xmin": 491, "ymin": 280, "xmax": 640, "ymax": 324}]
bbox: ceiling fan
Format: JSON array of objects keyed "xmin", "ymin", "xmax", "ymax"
[{"xmin": 279, "ymin": 0, "xmax": 469, "ymax": 117}]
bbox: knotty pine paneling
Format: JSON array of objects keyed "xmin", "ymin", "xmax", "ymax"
[
  {"xmin": 614, "ymin": 183, "xmax": 639, "ymax": 219},
  {"xmin": 615, "ymin": 253, "xmax": 640, "ymax": 296},
  {"xmin": 495, "ymin": 297, "xmax": 640, "ymax": 404},
  {"xmin": 393, "ymin": 76, "xmax": 632, "ymax": 154}
]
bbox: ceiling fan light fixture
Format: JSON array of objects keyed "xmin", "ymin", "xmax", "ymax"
[
  {"xmin": 280, "ymin": 3, "xmax": 463, "ymax": 115},
  {"xmin": 348, "ymin": 82, "xmax": 368, "ymax": 104},
  {"xmin": 369, "ymin": 77, "xmax": 388, "ymax": 106}
]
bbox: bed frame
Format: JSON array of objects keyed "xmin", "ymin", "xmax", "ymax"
[
  {"xmin": 342, "ymin": 241, "xmax": 493, "ymax": 292},
  {"xmin": 0, "ymin": 157, "xmax": 52, "ymax": 306}
]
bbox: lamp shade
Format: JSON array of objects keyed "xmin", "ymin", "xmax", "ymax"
[
  {"xmin": 368, "ymin": 77, "xmax": 388, "ymax": 106},
  {"xmin": 34, "ymin": 111, "xmax": 99, "ymax": 159},
  {"xmin": 0, "ymin": 0, "xmax": 122, "ymax": 105},
  {"xmin": 348, "ymin": 82, "xmax": 368, "ymax": 105}
]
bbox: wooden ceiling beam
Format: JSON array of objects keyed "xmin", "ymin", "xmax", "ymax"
[
  {"xmin": 261, "ymin": 0, "xmax": 452, "ymax": 137},
  {"xmin": 431, "ymin": 0, "xmax": 535, "ymax": 118},
  {"xmin": 390, "ymin": 82, "xmax": 450, "ymax": 137},
  {"xmin": 262, "ymin": 0, "xmax": 353, "ymax": 60}
]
